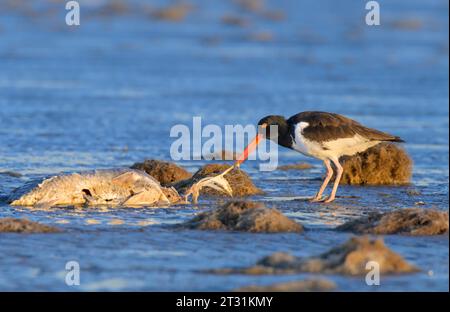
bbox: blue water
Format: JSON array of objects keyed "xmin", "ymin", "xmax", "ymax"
[{"xmin": 0, "ymin": 0, "xmax": 448, "ymax": 291}]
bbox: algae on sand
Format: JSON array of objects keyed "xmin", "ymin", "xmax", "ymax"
[
  {"xmin": 277, "ymin": 163, "xmax": 313, "ymax": 171},
  {"xmin": 0, "ymin": 218, "xmax": 61, "ymax": 233},
  {"xmin": 337, "ymin": 143, "xmax": 412, "ymax": 185},
  {"xmin": 235, "ymin": 279, "xmax": 336, "ymax": 292},
  {"xmin": 337, "ymin": 208, "xmax": 449, "ymax": 235},
  {"xmin": 131, "ymin": 159, "xmax": 192, "ymax": 186},
  {"xmin": 149, "ymin": 2, "xmax": 192, "ymax": 22},
  {"xmin": 209, "ymin": 236, "xmax": 419, "ymax": 275},
  {"xmin": 181, "ymin": 201, "xmax": 303, "ymax": 233}
]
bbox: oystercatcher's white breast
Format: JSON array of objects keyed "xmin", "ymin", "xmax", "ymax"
[
  {"xmin": 291, "ymin": 122, "xmax": 380, "ymax": 160},
  {"xmin": 291, "ymin": 122, "xmax": 325, "ymax": 158}
]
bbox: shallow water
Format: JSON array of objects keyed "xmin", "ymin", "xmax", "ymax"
[{"xmin": 0, "ymin": 0, "xmax": 448, "ymax": 291}]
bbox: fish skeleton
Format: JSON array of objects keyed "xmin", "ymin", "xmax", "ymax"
[{"xmin": 8, "ymin": 168, "xmax": 233, "ymax": 208}]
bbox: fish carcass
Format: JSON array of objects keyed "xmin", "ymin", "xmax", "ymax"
[{"xmin": 8, "ymin": 168, "xmax": 232, "ymax": 208}]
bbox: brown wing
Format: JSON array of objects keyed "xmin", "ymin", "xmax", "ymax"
[{"xmin": 288, "ymin": 112, "xmax": 403, "ymax": 143}]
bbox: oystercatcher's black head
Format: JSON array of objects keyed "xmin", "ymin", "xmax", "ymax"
[
  {"xmin": 257, "ymin": 115, "xmax": 288, "ymax": 140},
  {"xmin": 234, "ymin": 115, "xmax": 291, "ymax": 166}
]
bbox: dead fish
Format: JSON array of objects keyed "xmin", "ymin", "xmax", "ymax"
[{"xmin": 8, "ymin": 168, "xmax": 232, "ymax": 208}]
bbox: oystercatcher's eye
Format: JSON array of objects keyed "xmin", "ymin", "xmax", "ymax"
[{"xmin": 82, "ymin": 189, "xmax": 92, "ymax": 196}]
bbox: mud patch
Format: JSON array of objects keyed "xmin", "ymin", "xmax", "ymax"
[
  {"xmin": 149, "ymin": 2, "xmax": 192, "ymax": 22},
  {"xmin": 390, "ymin": 18, "xmax": 423, "ymax": 31},
  {"xmin": 337, "ymin": 143, "xmax": 412, "ymax": 185},
  {"xmin": 337, "ymin": 208, "xmax": 449, "ymax": 235},
  {"xmin": 131, "ymin": 160, "xmax": 192, "ymax": 186},
  {"xmin": 209, "ymin": 236, "xmax": 418, "ymax": 275},
  {"xmin": 181, "ymin": 201, "xmax": 303, "ymax": 233},
  {"xmin": 262, "ymin": 10, "xmax": 285, "ymax": 21},
  {"xmin": 175, "ymin": 164, "xmax": 263, "ymax": 197},
  {"xmin": 0, "ymin": 218, "xmax": 61, "ymax": 233},
  {"xmin": 235, "ymin": 279, "xmax": 336, "ymax": 292},
  {"xmin": 221, "ymin": 15, "xmax": 249, "ymax": 27},
  {"xmin": 277, "ymin": 163, "xmax": 313, "ymax": 171},
  {"xmin": 248, "ymin": 31, "xmax": 274, "ymax": 42},
  {"xmin": 93, "ymin": 0, "xmax": 129, "ymax": 17},
  {"xmin": 236, "ymin": 0, "xmax": 265, "ymax": 13},
  {"xmin": 0, "ymin": 171, "xmax": 22, "ymax": 178}
]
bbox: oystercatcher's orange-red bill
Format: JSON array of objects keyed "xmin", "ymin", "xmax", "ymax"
[{"xmin": 235, "ymin": 133, "xmax": 264, "ymax": 166}]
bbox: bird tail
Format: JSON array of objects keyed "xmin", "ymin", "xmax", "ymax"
[
  {"xmin": 390, "ymin": 136, "xmax": 405, "ymax": 143},
  {"xmin": 357, "ymin": 125, "xmax": 405, "ymax": 143}
]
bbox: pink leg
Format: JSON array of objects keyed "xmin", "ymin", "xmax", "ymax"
[
  {"xmin": 310, "ymin": 159, "xmax": 333, "ymax": 202},
  {"xmin": 324, "ymin": 158, "xmax": 343, "ymax": 203}
]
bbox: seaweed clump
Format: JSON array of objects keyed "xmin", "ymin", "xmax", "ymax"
[
  {"xmin": 277, "ymin": 163, "xmax": 313, "ymax": 171},
  {"xmin": 337, "ymin": 143, "xmax": 412, "ymax": 185},
  {"xmin": 149, "ymin": 2, "xmax": 192, "ymax": 22},
  {"xmin": 0, "ymin": 218, "xmax": 61, "ymax": 233},
  {"xmin": 337, "ymin": 208, "xmax": 449, "ymax": 235},
  {"xmin": 235, "ymin": 279, "xmax": 336, "ymax": 292},
  {"xmin": 130, "ymin": 160, "xmax": 192, "ymax": 186},
  {"xmin": 182, "ymin": 201, "xmax": 303, "ymax": 233},
  {"xmin": 175, "ymin": 164, "xmax": 263, "ymax": 197},
  {"xmin": 210, "ymin": 236, "xmax": 418, "ymax": 275}
]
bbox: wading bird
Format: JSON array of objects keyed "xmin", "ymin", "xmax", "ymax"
[{"xmin": 234, "ymin": 111, "xmax": 404, "ymax": 203}]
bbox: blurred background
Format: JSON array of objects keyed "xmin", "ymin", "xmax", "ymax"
[
  {"xmin": 0, "ymin": 0, "xmax": 448, "ymax": 174},
  {"xmin": 0, "ymin": 0, "xmax": 448, "ymax": 291}
]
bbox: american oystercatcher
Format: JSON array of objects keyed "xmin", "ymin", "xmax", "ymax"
[{"xmin": 233, "ymin": 111, "xmax": 404, "ymax": 203}]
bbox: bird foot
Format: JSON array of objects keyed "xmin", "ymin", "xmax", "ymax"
[
  {"xmin": 323, "ymin": 196, "xmax": 336, "ymax": 203},
  {"xmin": 310, "ymin": 195, "xmax": 336, "ymax": 203},
  {"xmin": 309, "ymin": 196, "xmax": 325, "ymax": 203}
]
